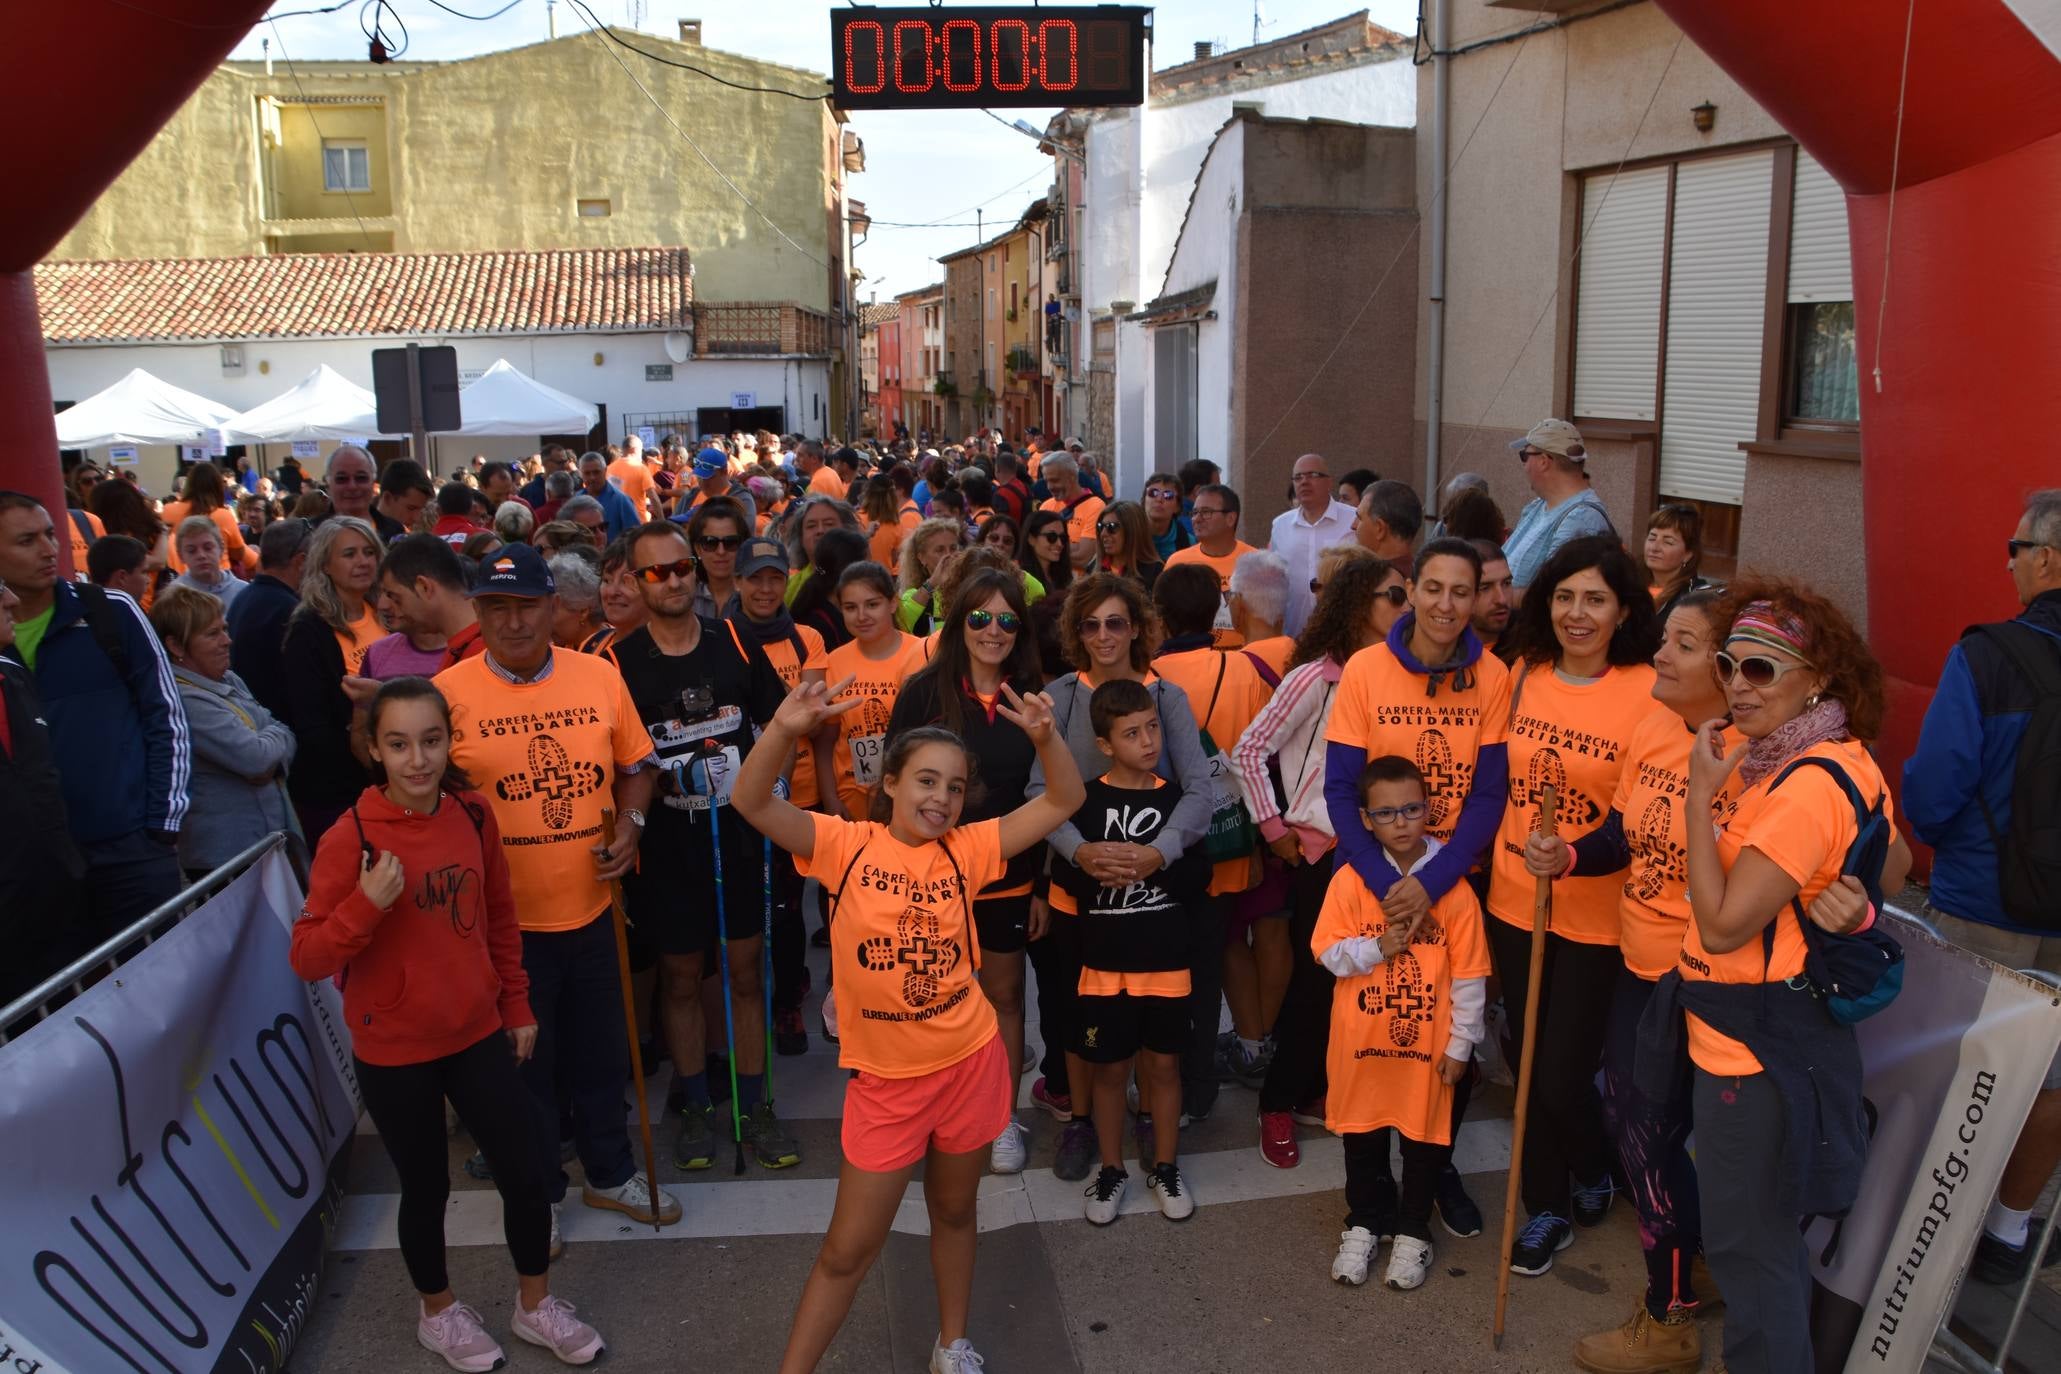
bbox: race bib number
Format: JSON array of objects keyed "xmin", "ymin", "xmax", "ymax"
[{"xmin": 850, "ymin": 733, "xmax": 886, "ymax": 786}]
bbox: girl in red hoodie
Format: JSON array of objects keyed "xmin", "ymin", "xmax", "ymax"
[{"xmin": 290, "ymin": 676, "xmax": 604, "ymax": 1370}]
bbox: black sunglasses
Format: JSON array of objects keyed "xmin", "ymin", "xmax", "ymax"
[
  {"xmin": 2008, "ymin": 538, "xmax": 2048, "ymax": 559},
  {"xmin": 1095, "ymin": 520, "xmax": 1122, "ymax": 533},
  {"xmin": 635, "ymin": 557, "xmax": 697, "ymax": 584},
  {"xmin": 695, "ymin": 534, "xmax": 746, "ymax": 552},
  {"xmin": 964, "ymin": 609, "xmax": 1022, "ymax": 634}
]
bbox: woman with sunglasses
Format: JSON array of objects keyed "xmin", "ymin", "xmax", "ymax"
[
  {"xmin": 1025, "ymin": 573, "xmax": 1218, "ymax": 1183},
  {"xmin": 885, "ymin": 570, "xmax": 1048, "ymax": 1175},
  {"xmin": 977, "ymin": 513, "xmax": 1022, "ymax": 563},
  {"xmin": 1480, "ymin": 536, "xmax": 1663, "ymax": 1279},
  {"xmin": 1230, "ymin": 556, "xmax": 1406, "ymax": 1169},
  {"xmin": 1644, "ymin": 504, "xmax": 1715, "ymax": 623},
  {"xmin": 1021, "ymin": 510, "xmax": 1074, "ymax": 676},
  {"xmin": 1096, "ymin": 499, "xmax": 1164, "ymax": 592},
  {"xmin": 687, "ymin": 496, "xmax": 751, "ymax": 619},
  {"xmin": 1142, "ymin": 472, "xmax": 1196, "ymax": 562},
  {"xmin": 1652, "ymin": 581, "xmax": 1906, "ymax": 1374}
]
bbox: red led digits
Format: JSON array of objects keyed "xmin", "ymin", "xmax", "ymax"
[
  {"xmin": 843, "ymin": 20, "xmax": 885, "ymax": 95},
  {"xmin": 892, "ymin": 19, "xmax": 933, "ymax": 92},
  {"xmin": 940, "ymin": 18, "xmax": 982, "ymax": 91},
  {"xmin": 992, "ymin": 18, "xmax": 1030, "ymax": 92},
  {"xmin": 1038, "ymin": 18, "xmax": 1077, "ymax": 91}
]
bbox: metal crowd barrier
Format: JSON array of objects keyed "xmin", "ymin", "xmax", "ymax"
[{"xmin": 0, "ymin": 830, "xmax": 308, "ymax": 1045}]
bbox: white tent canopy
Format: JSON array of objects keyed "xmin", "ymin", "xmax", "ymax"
[
  {"xmin": 225, "ymin": 364, "xmax": 391, "ymax": 443},
  {"xmin": 54, "ymin": 368, "xmax": 239, "ymax": 449},
  {"xmin": 455, "ymin": 359, "xmax": 598, "ymax": 436}
]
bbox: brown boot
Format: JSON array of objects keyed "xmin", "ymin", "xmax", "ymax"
[
  {"xmin": 1690, "ymin": 1253, "xmax": 1725, "ymax": 1317},
  {"xmin": 1572, "ymin": 1307, "xmax": 1701, "ymax": 1374}
]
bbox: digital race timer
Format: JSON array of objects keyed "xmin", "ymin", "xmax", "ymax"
[{"xmin": 830, "ymin": 6, "xmax": 1152, "ymax": 111}]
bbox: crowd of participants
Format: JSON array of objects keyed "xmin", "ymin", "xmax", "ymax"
[{"xmin": 2, "ymin": 420, "xmax": 2058, "ymax": 1374}]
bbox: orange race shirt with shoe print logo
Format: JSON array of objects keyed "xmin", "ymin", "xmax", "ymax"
[
  {"xmin": 795, "ymin": 813, "xmax": 1004, "ymax": 1078},
  {"xmin": 1325, "ymin": 642, "xmax": 1513, "ymax": 843},
  {"xmin": 1486, "ymin": 664, "xmax": 1662, "ymax": 944},
  {"xmin": 436, "ymin": 649, "xmax": 655, "ymax": 933},
  {"xmin": 1317, "ymin": 865, "xmax": 1491, "ymax": 1143},
  {"xmin": 1679, "ymin": 737, "xmax": 1896, "ymax": 1076},
  {"xmin": 1613, "ymin": 713, "xmax": 1744, "ymax": 978},
  {"xmin": 804, "ymin": 632, "xmax": 933, "ymax": 819},
  {"xmin": 336, "ymin": 603, "xmax": 385, "ymax": 677}
]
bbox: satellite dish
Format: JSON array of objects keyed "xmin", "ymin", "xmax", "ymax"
[{"xmin": 665, "ymin": 332, "xmax": 691, "ymax": 364}]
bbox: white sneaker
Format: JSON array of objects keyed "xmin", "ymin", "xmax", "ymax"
[
  {"xmin": 989, "ymin": 1118, "xmax": 1027, "ymax": 1175},
  {"xmin": 1385, "ymin": 1234, "xmax": 1434, "ymax": 1291},
  {"xmin": 1083, "ymin": 1165, "xmax": 1128, "ymax": 1224},
  {"xmin": 511, "ymin": 1292, "xmax": 605, "ymax": 1364},
  {"xmin": 1146, "ymin": 1161, "xmax": 1194, "ymax": 1220},
  {"xmin": 1332, "ymin": 1226, "xmax": 1377, "ymax": 1286},
  {"xmin": 547, "ymin": 1202, "xmax": 563, "ymax": 1261},
  {"xmin": 930, "ymin": 1335, "xmax": 986, "ymax": 1372},
  {"xmin": 581, "ymin": 1170, "xmax": 681, "ymax": 1225},
  {"xmin": 417, "ymin": 1299, "xmax": 505, "ymax": 1372}
]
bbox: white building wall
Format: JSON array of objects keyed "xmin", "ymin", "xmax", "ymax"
[
  {"xmin": 1143, "ymin": 120, "xmax": 1246, "ymax": 484},
  {"xmin": 1084, "ymin": 54, "xmax": 1416, "ymax": 492},
  {"xmin": 46, "ymin": 334, "xmax": 829, "ymax": 493}
]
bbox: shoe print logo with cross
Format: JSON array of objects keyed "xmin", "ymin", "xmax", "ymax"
[
  {"xmin": 1358, "ymin": 950, "xmax": 1437, "ymax": 1049},
  {"xmin": 493, "ymin": 732, "xmax": 608, "ymax": 830},
  {"xmin": 1414, "ymin": 730, "xmax": 1474, "ymax": 832},
  {"xmin": 857, "ymin": 903, "xmax": 962, "ymax": 1008}
]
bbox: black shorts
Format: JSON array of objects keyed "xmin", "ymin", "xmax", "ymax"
[
  {"xmin": 1074, "ymin": 990, "xmax": 1187, "ymax": 1063},
  {"xmin": 973, "ymin": 893, "xmax": 1033, "ymax": 955},
  {"xmin": 622, "ymin": 810, "xmax": 771, "ymax": 958}
]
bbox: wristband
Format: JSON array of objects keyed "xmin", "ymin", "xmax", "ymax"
[{"xmin": 1854, "ymin": 900, "xmax": 1877, "ymax": 934}]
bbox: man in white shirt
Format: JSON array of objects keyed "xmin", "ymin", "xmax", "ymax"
[{"xmin": 1268, "ymin": 452, "xmax": 1358, "ymax": 635}]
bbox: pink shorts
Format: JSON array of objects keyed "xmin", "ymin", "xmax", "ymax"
[{"xmin": 840, "ymin": 1034, "xmax": 1011, "ymax": 1173}]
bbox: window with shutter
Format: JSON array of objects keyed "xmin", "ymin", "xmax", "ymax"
[
  {"xmin": 1784, "ymin": 151, "xmax": 1859, "ymax": 425},
  {"xmin": 1658, "ymin": 149, "xmax": 1775, "ymax": 505},
  {"xmin": 1572, "ymin": 165, "xmax": 1669, "ymax": 421}
]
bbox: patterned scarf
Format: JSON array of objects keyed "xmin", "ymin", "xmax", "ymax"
[{"xmin": 1738, "ymin": 696, "xmax": 1850, "ymax": 791}]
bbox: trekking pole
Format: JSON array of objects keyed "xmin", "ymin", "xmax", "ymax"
[
  {"xmin": 762, "ymin": 832, "xmax": 777, "ymax": 1105},
  {"xmin": 600, "ymin": 807, "xmax": 665, "ymax": 1233},
  {"xmin": 1493, "ymin": 784, "xmax": 1557, "ymax": 1349},
  {"xmin": 708, "ymin": 784, "xmax": 748, "ymax": 1175}
]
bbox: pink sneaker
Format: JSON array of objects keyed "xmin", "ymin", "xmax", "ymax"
[
  {"xmin": 416, "ymin": 1300, "xmax": 506, "ymax": 1372},
  {"xmin": 1031, "ymin": 1076, "xmax": 1073, "ymax": 1122},
  {"xmin": 511, "ymin": 1293, "xmax": 605, "ymax": 1365},
  {"xmin": 1259, "ymin": 1110, "xmax": 1301, "ymax": 1169}
]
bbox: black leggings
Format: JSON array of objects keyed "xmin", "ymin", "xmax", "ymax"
[
  {"xmin": 1485, "ymin": 920, "xmax": 1618, "ymax": 1219},
  {"xmin": 356, "ymin": 1032, "xmax": 553, "ymax": 1294},
  {"xmin": 1344, "ymin": 1128, "xmax": 1452, "ymax": 1243}
]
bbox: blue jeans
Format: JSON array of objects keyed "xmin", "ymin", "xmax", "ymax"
[{"xmin": 520, "ymin": 911, "xmax": 635, "ymax": 1200}]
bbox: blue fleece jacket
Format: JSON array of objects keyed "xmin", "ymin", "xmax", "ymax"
[{"xmin": 1323, "ymin": 614, "xmax": 1509, "ymax": 903}]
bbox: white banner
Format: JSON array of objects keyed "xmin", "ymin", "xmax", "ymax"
[
  {"xmin": 0, "ymin": 845, "xmax": 357, "ymax": 1374},
  {"xmin": 1811, "ymin": 914, "xmax": 2061, "ymax": 1372}
]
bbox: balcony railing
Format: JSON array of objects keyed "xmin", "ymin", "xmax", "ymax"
[{"xmin": 692, "ymin": 302, "xmax": 832, "ymax": 357}]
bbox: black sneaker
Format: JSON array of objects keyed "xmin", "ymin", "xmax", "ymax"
[
  {"xmin": 672, "ymin": 1104, "xmax": 717, "ymax": 1171},
  {"xmin": 1572, "ymin": 1174, "xmax": 1616, "ymax": 1228},
  {"xmin": 1971, "ymin": 1219, "xmax": 2061, "ymax": 1285},
  {"xmin": 1510, "ymin": 1212, "xmax": 1574, "ymax": 1276},
  {"xmin": 774, "ymin": 1006, "xmax": 809, "ymax": 1057},
  {"xmin": 1053, "ymin": 1118, "xmax": 1098, "ymax": 1183},
  {"xmin": 1434, "ymin": 1164, "xmax": 1484, "ymax": 1238}
]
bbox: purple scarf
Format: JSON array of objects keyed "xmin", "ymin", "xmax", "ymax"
[{"xmin": 1738, "ymin": 697, "xmax": 1851, "ymax": 791}]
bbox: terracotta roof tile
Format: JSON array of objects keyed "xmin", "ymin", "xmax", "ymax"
[{"xmin": 36, "ymin": 246, "xmax": 694, "ymax": 345}]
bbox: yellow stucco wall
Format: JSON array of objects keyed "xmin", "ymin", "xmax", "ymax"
[
  {"xmin": 48, "ymin": 35, "xmax": 838, "ymax": 310},
  {"xmin": 269, "ymin": 101, "xmax": 393, "ymax": 220}
]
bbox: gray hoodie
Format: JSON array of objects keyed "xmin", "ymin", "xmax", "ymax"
[
  {"xmin": 171, "ymin": 665, "xmax": 300, "ymax": 870},
  {"xmin": 1027, "ymin": 671, "xmax": 1216, "ymax": 867}
]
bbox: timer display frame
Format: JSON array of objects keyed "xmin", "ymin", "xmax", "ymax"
[{"xmin": 830, "ymin": 6, "xmax": 1152, "ymax": 111}]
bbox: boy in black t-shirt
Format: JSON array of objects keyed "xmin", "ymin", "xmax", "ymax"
[{"xmin": 1054, "ymin": 679, "xmax": 1210, "ymax": 1224}]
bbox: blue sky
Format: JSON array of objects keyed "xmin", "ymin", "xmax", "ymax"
[{"xmin": 233, "ymin": 1, "xmax": 1417, "ymax": 298}]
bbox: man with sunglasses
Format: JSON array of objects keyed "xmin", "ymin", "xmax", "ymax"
[
  {"xmin": 1268, "ymin": 453, "xmax": 1357, "ymax": 635},
  {"xmin": 685, "ymin": 497, "xmax": 750, "ymax": 620},
  {"xmin": 323, "ymin": 445, "xmax": 378, "ymax": 524},
  {"xmin": 1901, "ymin": 487, "xmax": 2061, "ymax": 1285},
  {"xmin": 1501, "ymin": 418, "xmax": 1614, "ymax": 599},
  {"xmin": 607, "ymin": 520, "xmax": 801, "ymax": 1173}
]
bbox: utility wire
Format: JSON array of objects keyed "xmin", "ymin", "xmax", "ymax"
[
  {"xmin": 562, "ymin": 0, "xmax": 829, "ymax": 100},
  {"xmin": 266, "ymin": 18, "xmax": 382, "ymax": 253}
]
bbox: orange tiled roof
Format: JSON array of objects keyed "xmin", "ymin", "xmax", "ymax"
[
  {"xmin": 859, "ymin": 302, "xmax": 901, "ymax": 327},
  {"xmin": 37, "ymin": 246, "xmax": 694, "ymax": 344}
]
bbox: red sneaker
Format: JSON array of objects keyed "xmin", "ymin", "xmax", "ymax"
[
  {"xmin": 1259, "ymin": 1110, "xmax": 1300, "ymax": 1169},
  {"xmin": 1031, "ymin": 1077, "xmax": 1073, "ymax": 1122}
]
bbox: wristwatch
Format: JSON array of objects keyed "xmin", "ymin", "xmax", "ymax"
[{"xmin": 622, "ymin": 809, "xmax": 647, "ymax": 829}]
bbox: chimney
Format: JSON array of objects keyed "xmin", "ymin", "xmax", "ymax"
[
  {"xmin": 1194, "ymin": 40, "xmax": 1215, "ymax": 60},
  {"xmin": 678, "ymin": 19, "xmax": 702, "ymax": 45}
]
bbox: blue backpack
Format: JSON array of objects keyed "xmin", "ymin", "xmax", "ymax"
[{"xmin": 1761, "ymin": 755, "xmax": 1904, "ymax": 1024}]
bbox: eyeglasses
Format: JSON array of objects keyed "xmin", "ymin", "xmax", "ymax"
[
  {"xmin": 1362, "ymin": 802, "xmax": 1428, "ymax": 825},
  {"xmin": 1095, "ymin": 520, "xmax": 1122, "ymax": 533},
  {"xmin": 1078, "ymin": 614, "xmax": 1132, "ymax": 637},
  {"xmin": 635, "ymin": 557, "xmax": 697, "ymax": 584},
  {"xmin": 1145, "ymin": 487, "xmax": 1180, "ymax": 501},
  {"xmin": 1515, "ymin": 447, "xmax": 1543, "ymax": 464},
  {"xmin": 2008, "ymin": 538, "xmax": 2050, "ymax": 559},
  {"xmin": 1191, "ymin": 506, "xmax": 1230, "ymax": 519},
  {"xmin": 965, "ymin": 609, "xmax": 1022, "ymax": 634},
  {"xmin": 1033, "ymin": 530, "xmax": 1065, "ymax": 544},
  {"xmin": 695, "ymin": 534, "xmax": 745, "ymax": 552},
  {"xmin": 1292, "ymin": 471, "xmax": 1330, "ymax": 481},
  {"xmin": 1714, "ymin": 650, "xmax": 1814, "ymax": 689}
]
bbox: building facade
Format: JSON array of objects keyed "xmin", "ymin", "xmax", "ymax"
[{"xmin": 894, "ymin": 283, "xmax": 943, "ymax": 440}]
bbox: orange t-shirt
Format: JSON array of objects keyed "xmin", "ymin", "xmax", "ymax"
[
  {"xmin": 804, "ymin": 632, "xmax": 935, "ymax": 818},
  {"xmin": 67, "ymin": 508, "xmax": 105, "ymax": 576},
  {"xmin": 1486, "ymin": 663, "xmax": 1662, "ymax": 944},
  {"xmin": 1153, "ymin": 645, "xmax": 1275, "ymax": 896},
  {"xmin": 1679, "ymin": 738, "xmax": 1895, "ymax": 1075},
  {"xmin": 1040, "ymin": 493, "xmax": 1105, "ymax": 548},
  {"xmin": 335, "ymin": 603, "xmax": 385, "ymax": 677},
  {"xmin": 1317, "ymin": 862, "xmax": 1492, "ymax": 1142},
  {"xmin": 1613, "ymin": 714, "xmax": 1745, "ymax": 978},
  {"xmin": 898, "ymin": 501, "xmax": 924, "ymax": 533},
  {"xmin": 867, "ymin": 519, "xmax": 904, "ymax": 570},
  {"xmin": 1167, "ymin": 540, "xmax": 1257, "ymax": 647},
  {"xmin": 1325, "ymin": 642, "xmax": 1513, "ymax": 843},
  {"xmin": 162, "ymin": 502, "xmax": 256, "ymax": 573},
  {"xmin": 436, "ymin": 649, "xmax": 656, "ymax": 933},
  {"xmin": 795, "ymin": 813, "xmax": 1004, "ymax": 1077},
  {"xmin": 1245, "ymin": 636, "xmax": 1294, "ymax": 680},
  {"xmin": 809, "ymin": 464, "xmax": 848, "ymax": 499},
  {"xmin": 608, "ymin": 457, "xmax": 654, "ymax": 516},
  {"xmin": 757, "ymin": 622, "xmax": 827, "ymax": 808}
]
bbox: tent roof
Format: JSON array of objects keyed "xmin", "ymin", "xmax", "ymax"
[
  {"xmin": 454, "ymin": 359, "xmax": 597, "ymax": 436},
  {"xmin": 53, "ymin": 367, "xmax": 238, "ymax": 448},
  {"xmin": 224, "ymin": 364, "xmax": 389, "ymax": 443}
]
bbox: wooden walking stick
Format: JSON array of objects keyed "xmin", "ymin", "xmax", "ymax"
[
  {"xmin": 1493, "ymin": 784, "xmax": 1557, "ymax": 1348},
  {"xmin": 601, "ymin": 808, "xmax": 666, "ymax": 1233}
]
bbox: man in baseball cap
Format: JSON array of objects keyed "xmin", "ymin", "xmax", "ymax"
[{"xmin": 1501, "ymin": 418, "xmax": 1616, "ymax": 596}]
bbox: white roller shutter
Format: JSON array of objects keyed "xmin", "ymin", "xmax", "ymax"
[
  {"xmin": 1572, "ymin": 165, "xmax": 1669, "ymax": 421},
  {"xmin": 1788, "ymin": 150, "xmax": 1852, "ymax": 302},
  {"xmin": 1659, "ymin": 149, "xmax": 1774, "ymax": 505}
]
